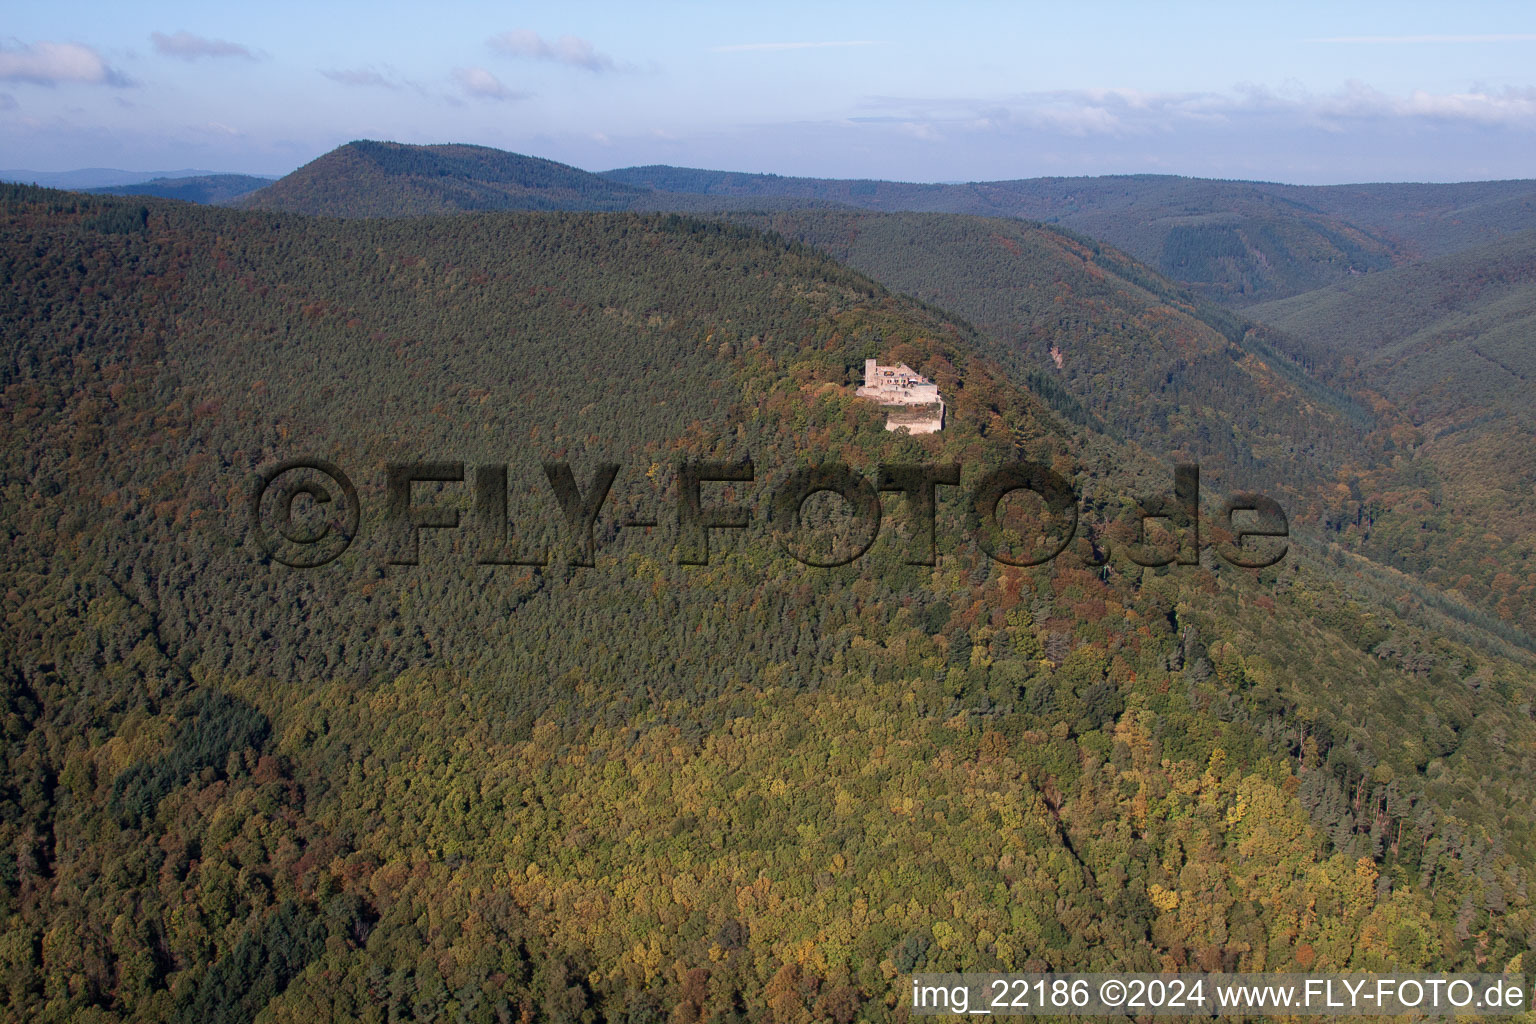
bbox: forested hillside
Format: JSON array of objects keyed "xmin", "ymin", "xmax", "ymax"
[
  {"xmin": 1269, "ymin": 181, "xmax": 1536, "ymax": 259},
  {"xmin": 223, "ymin": 141, "xmax": 1536, "ymax": 308},
  {"xmin": 236, "ymin": 141, "xmax": 653, "ymax": 217},
  {"xmin": 608, "ymin": 165, "xmax": 1536, "ymax": 304},
  {"xmin": 719, "ymin": 208, "xmax": 1536, "ymax": 643},
  {"xmin": 1251, "ymin": 230, "xmax": 1536, "ymax": 636},
  {"xmin": 723, "ymin": 209, "xmax": 1373, "ymax": 494},
  {"xmin": 3, "ymin": 185, "xmax": 1534, "ymax": 1022}
]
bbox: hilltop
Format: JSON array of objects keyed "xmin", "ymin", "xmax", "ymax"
[{"xmin": 235, "ymin": 140, "xmax": 653, "ymax": 216}]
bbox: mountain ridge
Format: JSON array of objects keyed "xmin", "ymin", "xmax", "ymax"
[
  {"xmin": 606, "ymin": 163, "xmax": 1536, "ymax": 304},
  {"xmin": 235, "ymin": 140, "xmax": 651, "ymax": 217},
  {"xmin": 235, "ymin": 140, "xmax": 1536, "ymax": 304}
]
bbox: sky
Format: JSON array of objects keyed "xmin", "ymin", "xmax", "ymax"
[{"xmin": 4, "ymin": 1, "xmax": 1536, "ymax": 184}]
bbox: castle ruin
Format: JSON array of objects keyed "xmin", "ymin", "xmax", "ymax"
[{"xmin": 855, "ymin": 358, "xmax": 945, "ymax": 434}]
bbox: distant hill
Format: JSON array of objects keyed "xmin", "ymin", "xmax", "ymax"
[
  {"xmin": 86, "ymin": 173, "xmax": 275, "ymax": 204},
  {"xmin": 1270, "ymin": 180, "xmax": 1536, "ymax": 259},
  {"xmin": 236, "ymin": 140, "xmax": 653, "ymax": 216},
  {"xmin": 232, "ymin": 143, "xmax": 1536, "ymax": 302},
  {"xmin": 0, "ymin": 167, "xmax": 223, "ymax": 189},
  {"xmin": 1252, "ymin": 227, "xmax": 1536, "ymax": 390},
  {"xmin": 607, "ymin": 165, "xmax": 1536, "ymax": 305}
]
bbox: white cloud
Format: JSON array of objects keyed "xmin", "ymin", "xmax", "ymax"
[
  {"xmin": 454, "ymin": 66, "xmax": 522, "ymax": 101},
  {"xmin": 860, "ymin": 87, "xmax": 1226, "ymax": 138},
  {"xmin": 0, "ymin": 42, "xmax": 129, "ymax": 86},
  {"xmin": 856, "ymin": 80, "xmax": 1536, "ymax": 141},
  {"xmin": 322, "ymin": 67, "xmax": 397, "ymax": 89},
  {"xmin": 1242, "ymin": 80, "xmax": 1536, "ymax": 127},
  {"xmin": 1398, "ymin": 85, "xmax": 1536, "ymax": 123},
  {"xmin": 712, "ymin": 40, "xmax": 885, "ymax": 53},
  {"xmin": 489, "ymin": 30, "xmax": 618, "ymax": 72},
  {"xmin": 321, "ymin": 66, "xmax": 431, "ymax": 97},
  {"xmin": 151, "ymin": 31, "xmax": 258, "ymax": 61}
]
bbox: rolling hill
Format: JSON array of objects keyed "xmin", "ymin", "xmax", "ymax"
[
  {"xmin": 234, "ymin": 141, "xmax": 1536, "ymax": 307},
  {"xmin": 1270, "ymin": 180, "xmax": 1536, "ymax": 258},
  {"xmin": 608, "ymin": 165, "xmax": 1536, "ymax": 305},
  {"xmin": 1251, "ymin": 228, "xmax": 1536, "ymax": 401},
  {"xmin": 235, "ymin": 140, "xmax": 654, "ymax": 216}
]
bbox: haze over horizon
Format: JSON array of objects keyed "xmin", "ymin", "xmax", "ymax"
[{"xmin": 6, "ymin": 0, "xmax": 1536, "ymax": 185}]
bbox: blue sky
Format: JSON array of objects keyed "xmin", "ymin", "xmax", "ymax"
[{"xmin": 4, "ymin": 1, "xmax": 1536, "ymax": 182}]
